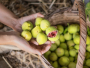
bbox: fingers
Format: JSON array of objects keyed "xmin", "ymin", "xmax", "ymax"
[
  {"xmin": 20, "ymin": 13, "xmax": 44, "ymax": 24},
  {"xmin": 41, "ymin": 44, "xmax": 51, "ymax": 54},
  {"xmin": 30, "ymin": 39, "xmax": 39, "ymax": 45},
  {"xmin": 44, "ymin": 41, "xmax": 54, "ymax": 44}
]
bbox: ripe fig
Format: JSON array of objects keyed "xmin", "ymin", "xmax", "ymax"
[
  {"xmin": 59, "ymin": 43, "xmax": 67, "ymax": 49},
  {"xmin": 68, "ymin": 24, "xmax": 78, "ymax": 34},
  {"xmin": 59, "ymin": 35, "xmax": 65, "ymax": 42},
  {"xmin": 69, "ymin": 49, "xmax": 76, "ymax": 57},
  {"xmin": 52, "ymin": 61, "xmax": 59, "ymax": 68},
  {"xmin": 44, "ymin": 51, "xmax": 51, "ymax": 59},
  {"xmin": 55, "ymin": 48, "xmax": 64, "ymax": 57},
  {"xmin": 22, "ymin": 21, "xmax": 33, "ymax": 31},
  {"xmin": 59, "ymin": 56, "xmax": 69, "ymax": 66},
  {"xmin": 64, "ymin": 33, "xmax": 72, "ymax": 40},
  {"xmin": 55, "ymin": 39, "xmax": 60, "ymax": 46},
  {"xmin": 86, "ymin": 45, "xmax": 90, "ymax": 52},
  {"xmin": 86, "ymin": 36, "xmax": 90, "ymax": 45},
  {"xmin": 57, "ymin": 25, "xmax": 64, "ymax": 34},
  {"xmin": 35, "ymin": 17, "xmax": 44, "ymax": 26},
  {"xmin": 40, "ymin": 20, "xmax": 50, "ymax": 31},
  {"xmin": 73, "ymin": 35, "xmax": 80, "ymax": 44},
  {"xmin": 31, "ymin": 26, "xmax": 42, "ymax": 38},
  {"xmin": 46, "ymin": 26, "xmax": 60, "ymax": 41},
  {"xmin": 68, "ymin": 62, "xmax": 76, "ymax": 68},
  {"xmin": 69, "ymin": 57, "xmax": 74, "ymax": 62},
  {"xmin": 50, "ymin": 43, "xmax": 57, "ymax": 51},
  {"xmin": 21, "ymin": 31, "xmax": 32, "ymax": 41},
  {"xmin": 36, "ymin": 32, "xmax": 47, "ymax": 45},
  {"xmin": 49, "ymin": 52, "xmax": 58, "ymax": 61},
  {"xmin": 86, "ymin": 59, "xmax": 90, "ymax": 67}
]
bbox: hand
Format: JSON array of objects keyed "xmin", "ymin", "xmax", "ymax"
[
  {"xmin": 13, "ymin": 13, "xmax": 52, "ymax": 55},
  {"xmin": 12, "ymin": 34, "xmax": 52, "ymax": 55},
  {"xmin": 14, "ymin": 13, "xmax": 44, "ymax": 33},
  {"xmin": 0, "ymin": 3, "xmax": 52, "ymax": 55}
]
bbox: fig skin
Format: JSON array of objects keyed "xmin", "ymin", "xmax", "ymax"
[
  {"xmin": 36, "ymin": 32, "xmax": 47, "ymax": 45},
  {"xmin": 55, "ymin": 48, "xmax": 64, "ymax": 57},
  {"xmin": 59, "ymin": 56, "xmax": 70, "ymax": 66},
  {"xmin": 48, "ymin": 32, "xmax": 60, "ymax": 41},
  {"xmin": 68, "ymin": 24, "xmax": 78, "ymax": 34},
  {"xmin": 49, "ymin": 52, "xmax": 58, "ymax": 61},
  {"xmin": 22, "ymin": 21, "xmax": 33, "ymax": 31},
  {"xmin": 57, "ymin": 25, "xmax": 64, "ymax": 34},
  {"xmin": 21, "ymin": 31, "xmax": 32, "ymax": 41},
  {"xmin": 31, "ymin": 26, "xmax": 42, "ymax": 38},
  {"xmin": 35, "ymin": 17, "xmax": 44, "ymax": 26},
  {"xmin": 40, "ymin": 20, "xmax": 50, "ymax": 31},
  {"xmin": 46, "ymin": 26, "xmax": 57, "ymax": 35},
  {"xmin": 46, "ymin": 26, "xmax": 59, "ymax": 41},
  {"xmin": 52, "ymin": 61, "xmax": 59, "ymax": 68},
  {"xmin": 50, "ymin": 43, "xmax": 57, "ymax": 51}
]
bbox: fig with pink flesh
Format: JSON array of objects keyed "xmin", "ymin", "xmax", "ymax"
[{"xmin": 46, "ymin": 26, "xmax": 60, "ymax": 41}]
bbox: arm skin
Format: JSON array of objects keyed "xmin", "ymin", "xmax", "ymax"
[
  {"xmin": 0, "ymin": 3, "xmax": 18, "ymax": 30},
  {"xmin": 0, "ymin": 3, "xmax": 51, "ymax": 55}
]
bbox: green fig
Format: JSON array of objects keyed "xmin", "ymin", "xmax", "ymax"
[
  {"xmin": 21, "ymin": 31, "xmax": 32, "ymax": 41},
  {"xmin": 22, "ymin": 21, "xmax": 33, "ymax": 31},
  {"xmin": 68, "ymin": 62, "xmax": 76, "ymax": 68},
  {"xmin": 55, "ymin": 48, "xmax": 64, "ymax": 57},
  {"xmin": 86, "ymin": 45, "xmax": 90, "ymax": 52},
  {"xmin": 35, "ymin": 17, "xmax": 44, "ymax": 26},
  {"xmin": 64, "ymin": 33, "xmax": 72, "ymax": 40},
  {"xmin": 83, "ymin": 66, "xmax": 89, "ymax": 68},
  {"xmin": 73, "ymin": 33, "xmax": 79, "ymax": 39},
  {"xmin": 68, "ymin": 24, "xmax": 78, "ymax": 34},
  {"xmin": 69, "ymin": 57, "xmax": 74, "ymax": 62},
  {"xmin": 48, "ymin": 32, "xmax": 60, "ymax": 42},
  {"xmin": 59, "ymin": 34, "xmax": 65, "ymax": 42},
  {"xmin": 50, "ymin": 43, "xmax": 57, "ymax": 51},
  {"xmin": 36, "ymin": 32, "xmax": 47, "ymax": 45},
  {"xmin": 46, "ymin": 26, "xmax": 60, "ymax": 41},
  {"xmin": 52, "ymin": 61, "xmax": 59, "ymax": 68},
  {"xmin": 46, "ymin": 26, "xmax": 57, "ymax": 35},
  {"xmin": 31, "ymin": 26, "xmax": 42, "ymax": 38},
  {"xmin": 75, "ymin": 24, "xmax": 80, "ymax": 32},
  {"xmin": 61, "ymin": 67, "xmax": 67, "ymax": 68},
  {"xmin": 69, "ymin": 49, "xmax": 76, "ymax": 57},
  {"xmin": 55, "ymin": 39, "xmax": 60, "ymax": 46},
  {"xmin": 85, "ymin": 52, "xmax": 90, "ymax": 59},
  {"xmin": 75, "ymin": 54, "xmax": 78, "ymax": 61},
  {"xmin": 86, "ymin": 59, "xmax": 90, "ymax": 67},
  {"xmin": 40, "ymin": 20, "xmax": 50, "ymax": 31},
  {"xmin": 57, "ymin": 25, "xmax": 64, "ymax": 34},
  {"xmin": 67, "ymin": 40, "xmax": 75, "ymax": 47},
  {"xmin": 73, "ymin": 35, "xmax": 80, "ymax": 44},
  {"xmin": 86, "ymin": 36, "xmax": 90, "ymax": 45},
  {"xmin": 64, "ymin": 50, "xmax": 69, "ymax": 56},
  {"xmin": 59, "ymin": 56, "xmax": 70, "ymax": 66},
  {"xmin": 74, "ymin": 44, "xmax": 79, "ymax": 50},
  {"xmin": 44, "ymin": 51, "xmax": 51, "ymax": 59},
  {"xmin": 59, "ymin": 43, "xmax": 67, "ymax": 49},
  {"xmin": 49, "ymin": 52, "xmax": 58, "ymax": 61}
]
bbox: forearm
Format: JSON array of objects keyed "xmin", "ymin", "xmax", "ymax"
[
  {"xmin": 0, "ymin": 3, "xmax": 18, "ymax": 29},
  {"xmin": 0, "ymin": 32, "xmax": 16, "ymax": 46}
]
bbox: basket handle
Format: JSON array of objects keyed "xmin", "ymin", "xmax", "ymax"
[{"xmin": 73, "ymin": 0, "xmax": 87, "ymax": 68}]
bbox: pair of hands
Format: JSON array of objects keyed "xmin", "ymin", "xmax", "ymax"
[{"xmin": 10, "ymin": 13, "xmax": 52, "ymax": 55}]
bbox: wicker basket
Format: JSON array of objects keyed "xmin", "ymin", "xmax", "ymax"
[
  {"xmin": 0, "ymin": 0, "xmax": 87, "ymax": 68},
  {"xmin": 41, "ymin": 0, "xmax": 87, "ymax": 68}
]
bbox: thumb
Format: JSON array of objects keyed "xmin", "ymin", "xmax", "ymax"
[{"xmin": 20, "ymin": 13, "xmax": 44, "ymax": 24}]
